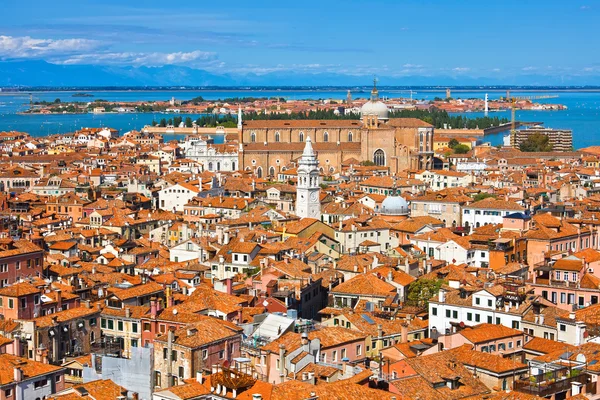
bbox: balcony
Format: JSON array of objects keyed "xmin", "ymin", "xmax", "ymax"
[{"xmin": 514, "ymin": 369, "xmax": 590, "ymax": 397}]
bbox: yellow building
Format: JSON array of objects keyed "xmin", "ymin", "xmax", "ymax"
[{"xmin": 433, "ymin": 136, "xmax": 474, "ymax": 152}]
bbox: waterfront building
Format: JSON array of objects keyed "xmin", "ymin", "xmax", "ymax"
[
  {"xmin": 239, "ymin": 81, "xmax": 434, "ymax": 177},
  {"xmin": 511, "ymin": 126, "xmax": 573, "ymax": 152}
]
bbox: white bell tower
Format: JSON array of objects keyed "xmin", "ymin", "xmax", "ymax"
[{"xmin": 296, "ymin": 137, "xmax": 321, "ymax": 220}]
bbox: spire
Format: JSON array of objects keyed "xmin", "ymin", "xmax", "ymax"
[
  {"xmin": 237, "ymin": 105, "xmax": 243, "ymax": 130},
  {"xmin": 302, "ymin": 136, "xmax": 315, "ymax": 158},
  {"xmin": 371, "ymin": 77, "xmax": 379, "ymax": 101}
]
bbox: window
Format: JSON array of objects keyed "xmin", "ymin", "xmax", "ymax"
[
  {"xmin": 107, "ymin": 319, "xmax": 114, "ymax": 330},
  {"xmin": 132, "ymin": 323, "xmax": 138, "ymax": 333},
  {"xmin": 512, "ymin": 321, "xmax": 520, "ymax": 329},
  {"xmin": 341, "ymin": 348, "xmax": 347, "ymax": 359},
  {"xmin": 219, "ymin": 350, "xmax": 225, "ymax": 359},
  {"xmin": 143, "ymin": 322, "xmax": 151, "ymax": 331},
  {"xmin": 323, "ymin": 132, "xmax": 329, "ymax": 142},
  {"xmin": 356, "ymin": 344, "xmax": 362, "ymax": 356},
  {"xmin": 101, "ymin": 318, "xmax": 106, "ymax": 328},
  {"xmin": 34, "ymin": 379, "xmax": 48, "ymax": 389},
  {"xmin": 155, "ymin": 371, "xmax": 161, "ymax": 387},
  {"xmin": 446, "ymin": 310, "xmax": 451, "ymax": 318},
  {"xmin": 508, "ymin": 341, "xmax": 513, "ymax": 349},
  {"xmin": 275, "ymin": 132, "xmax": 280, "ymax": 142},
  {"xmin": 299, "ymin": 132, "xmax": 304, "ymax": 142},
  {"xmin": 488, "ymin": 299, "xmax": 493, "ymax": 307},
  {"xmin": 179, "ymin": 366, "xmax": 184, "ymax": 379},
  {"xmin": 56, "ymin": 375, "xmax": 61, "ymax": 383},
  {"xmin": 475, "ymin": 314, "xmax": 480, "ymax": 322},
  {"xmin": 452, "ymin": 310, "xmax": 458, "ymax": 319},
  {"xmin": 8, "ymin": 299, "xmax": 13, "ymax": 309},
  {"xmin": 202, "ymin": 349, "xmax": 208, "ymax": 359},
  {"xmin": 172, "ymin": 350, "xmax": 177, "ymax": 361},
  {"xmin": 20, "ymin": 298, "xmax": 26, "ymax": 309},
  {"xmin": 475, "ymin": 297, "xmax": 480, "ymax": 305},
  {"xmin": 118, "ymin": 321, "xmax": 124, "ymax": 331},
  {"xmin": 560, "ymin": 324, "xmax": 566, "ymax": 332},
  {"xmin": 373, "ymin": 149, "xmax": 385, "ymax": 166},
  {"xmin": 348, "ymin": 132, "xmax": 353, "ymax": 142},
  {"xmin": 516, "ymin": 340, "xmax": 522, "ymax": 347},
  {"xmin": 432, "ymin": 307, "xmax": 437, "ymax": 316},
  {"xmin": 250, "ymin": 132, "xmax": 256, "ymax": 143},
  {"xmin": 332, "ymin": 350, "xmax": 337, "ymax": 362},
  {"xmin": 4, "ymin": 389, "xmax": 12, "ymax": 397},
  {"xmin": 487, "ymin": 316, "xmax": 493, "ymax": 323},
  {"xmin": 163, "ymin": 348, "xmax": 168, "ymax": 360},
  {"xmin": 467, "ymin": 312, "xmax": 472, "ymax": 321}
]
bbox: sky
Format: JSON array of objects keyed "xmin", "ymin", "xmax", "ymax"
[{"xmin": 1, "ymin": 0, "xmax": 600, "ymax": 82}]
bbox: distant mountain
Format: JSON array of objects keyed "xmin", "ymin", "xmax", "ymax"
[{"xmin": 1, "ymin": 60, "xmax": 600, "ymax": 87}]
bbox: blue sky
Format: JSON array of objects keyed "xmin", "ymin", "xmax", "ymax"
[{"xmin": 1, "ymin": 0, "xmax": 599, "ymax": 80}]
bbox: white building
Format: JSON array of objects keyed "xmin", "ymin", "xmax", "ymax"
[
  {"xmin": 462, "ymin": 198, "xmax": 525, "ymax": 229},
  {"xmin": 295, "ymin": 137, "xmax": 321, "ymax": 219},
  {"xmin": 179, "ymin": 132, "xmax": 238, "ymax": 172},
  {"xmin": 429, "ymin": 287, "xmax": 529, "ymax": 337},
  {"xmin": 158, "ymin": 182, "xmax": 200, "ymax": 212}
]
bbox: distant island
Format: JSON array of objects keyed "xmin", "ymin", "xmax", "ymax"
[{"xmin": 72, "ymin": 92, "xmax": 94, "ymax": 97}]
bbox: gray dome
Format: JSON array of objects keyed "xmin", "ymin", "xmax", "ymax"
[
  {"xmin": 361, "ymin": 100, "xmax": 389, "ymax": 120},
  {"xmin": 381, "ymin": 195, "xmax": 409, "ymax": 215}
]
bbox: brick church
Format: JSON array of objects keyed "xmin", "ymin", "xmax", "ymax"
[{"xmin": 238, "ymin": 82, "xmax": 434, "ymax": 178}]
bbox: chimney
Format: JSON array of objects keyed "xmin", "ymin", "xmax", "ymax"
[
  {"xmin": 279, "ymin": 344, "xmax": 286, "ymax": 383},
  {"xmin": 439, "ymin": 289, "xmax": 446, "ymax": 303},
  {"xmin": 539, "ymin": 314, "xmax": 545, "ymax": 325},
  {"xmin": 132, "ymin": 393, "xmax": 139, "ymax": 400},
  {"xmin": 13, "ymin": 367, "xmax": 22, "ymax": 383},
  {"xmin": 84, "ymin": 300, "xmax": 91, "ymax": 309},
  {"xmin": 187, "ymin": 327, "xmax": 198, "ymax": 336},
  {"xmin": 401, "ymin": 322, "xmax": 408, "ymax": 343},
  {"xmin": 125, "ymin": 307, "xmax": 131, "ymax": 318},
  {"xmin": 56, "ymin": 289, "xmax": 62, "ymax": 310},
  {"xmin": 377, "ymin": 324, "xmax": 383, "ymax": 340},
  {"xmin": 150, "ymin": 298, "xmax": 157, "ymax": 319},
  {"xmin": 196, "ymin": 371, "xmax": 203, "ymax": 383}
]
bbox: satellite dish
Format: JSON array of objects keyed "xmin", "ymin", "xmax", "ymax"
[
  {"xmin": 172, "ymin": 309, "xmax": 178, "ymax": 315},
  {"xmin": 263, "ymin": 300, "xmax": 269, "ymax": 307},
  {"xmin": 576, "ymin": 354, "xmax": 587, "ymax": 363}
]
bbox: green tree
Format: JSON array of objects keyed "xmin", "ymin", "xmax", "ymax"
[
  {"xmin": 448, "ymin": 138, "xmax": 459, "ymax": 149},
  {"xmin": 407, "ymin": 279, "xmax": 446, "ymax": 307},
  {"xmin": 519, "ymin": 133, "xmax": 553, "ymax": 152},
  {"xmin": 151, "ymin": 120, "xmax": 158, "ymax": 126},
  {"xmin": 360, "ymin": 160, "xmax": 376, "ymax": 166},
  {"xmin": 173, "ymin": 116, "xmax": 183, "ymax": 127},
  {"xmin": 159, "ymin": 118, "xmax": 167, "ymax": 127},
  {"xmin": 453, "ymin": 144, "xmax": 470, "ymax": 154},
  {"xmin": 185, "ymin": 117, "xmax": 193, "ymax": 127},
  {"xmin": 54, "ymin": 98, "xmax": 61, "ymax": 104},
  {"xmin": 473, "ymin": 192, "xmax": 496, "ymax": 202},
  {"xmin": 167, "ymin": 118, "xmax": 173, "ymax": 126}
]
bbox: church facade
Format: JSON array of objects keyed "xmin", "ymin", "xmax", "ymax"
[{"xmin": 238, "ymin": 83, "xmax": 435, "ymax": 177}]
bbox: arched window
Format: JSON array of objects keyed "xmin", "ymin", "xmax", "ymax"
[
  {"xmin": 299, "ymin": 132, "xmax": 304, "ymax": 142},
  {"xmin": 323, "ymin": 132, "xmax": 329, "ymax": 142},
  {"xmin": 275, "ymin": 132, "xmax": 280, "ymax": 142},
  {"xmin": 208, "ymin": 162, "xmax": 213, "ymax": 171},
  {"xmin": 257, "ymin": 167, "xmax": 263, "ymax": 178},
  {"xmin": 217, "ymin": 162, "xmax": 221, "ymax": 170},
  {"xmin": 269, "ymin": 166, "xmax": 275, "ymax": 177},
  {"xmin": 348, "ymin": 132, "xmax": 353, "ymax": 142},
  {"xmin": 250, "ymin": 132, "xmax": 256, "ymax": 143},
  {"xmin": 232, "ymin": 162, "xmax": 236, "ymax": 171},
  {"xmin": 374, "ymin": 149, "xmax": 385, "ymax": 166}
]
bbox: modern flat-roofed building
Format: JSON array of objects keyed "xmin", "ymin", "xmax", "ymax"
[{"xmin": 511, "ymin": 126, "xmax": 573, "ymax": 152}]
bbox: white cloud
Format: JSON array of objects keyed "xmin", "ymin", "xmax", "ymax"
[
  {"xmin": 452, "ymin": 67, "xmax": 470, "ymax": 72},
  {"xmin": 56, "ymin": 50, "xmax": 217, "ymax": 67},
  {"xmin": 0, "ymin": 35, "xmax": 100, "ymax": 59},
  {"xmin": 581, "ymin": 5, "xmax": 591, "ymax": 10},
  {"xmin": 522, "ymin": 66, "xmax": 538, "ymax": 71}
]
